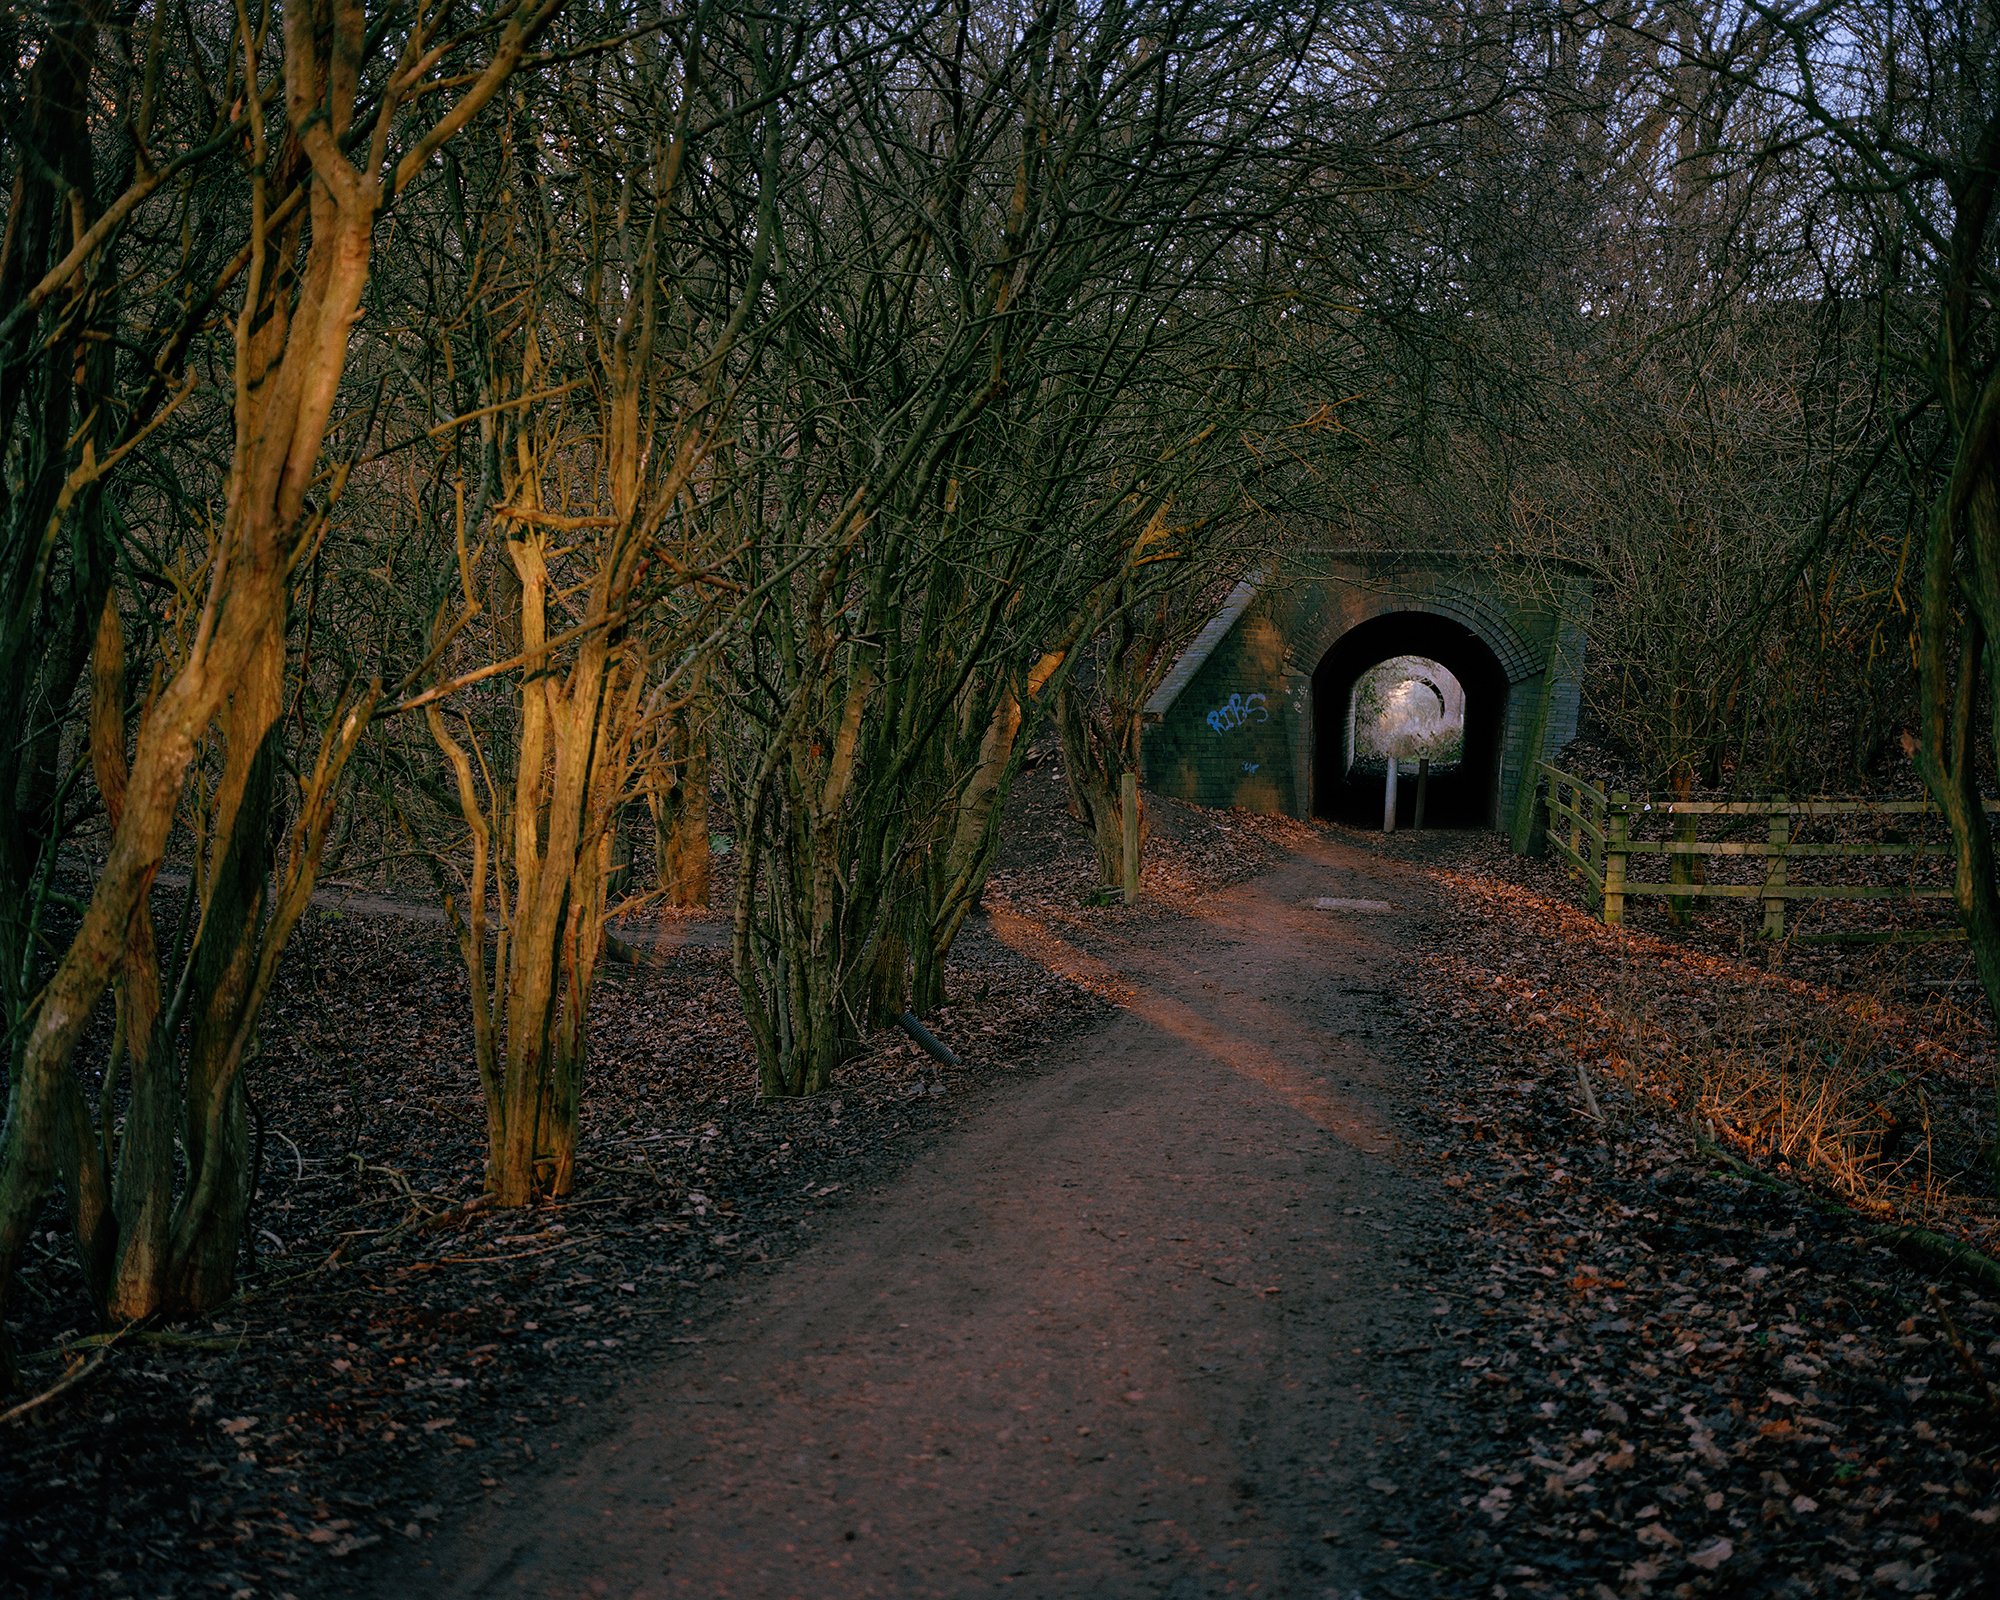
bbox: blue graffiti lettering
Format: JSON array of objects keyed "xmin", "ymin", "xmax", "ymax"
[{"xmin": 1205, "ymin": 692, "xmax": 1270, "ymax": 735}]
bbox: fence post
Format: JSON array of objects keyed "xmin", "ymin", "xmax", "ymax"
[
  {"xmin": 1603, "ymin": 793, "xmax": 1629, "ymax": 927},
  {"xmin": 1762, "ymin": 798, "xmax": 1789, "ymax": 939},
  {"xmin": 1668, "ymin": 807, "xmax": 1701, "ymax": 927},
  {"xmin": 1587, "ymin": 783, "xmax": 1605, "ymax": 901},
  {"xmin": 1567, "ymin": 778, "xmax": 1583, "ymax": 867}
]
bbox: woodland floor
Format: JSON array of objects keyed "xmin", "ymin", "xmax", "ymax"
[{"xmin": 4, "ymin": 765, "xmax": 2000, "ymax": 1599}]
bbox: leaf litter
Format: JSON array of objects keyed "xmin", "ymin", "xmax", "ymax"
[
  {"xmin": 0, "ymin": 766, "xmax": 1297, "ymax": 1600},
  {"xmin": 1376, "ymin": 827, "xmax": 2000, "ymax": 1597},
  {"xmin": 9, "ymin": 794, "xmax": 1997, "ymax": 1599}
]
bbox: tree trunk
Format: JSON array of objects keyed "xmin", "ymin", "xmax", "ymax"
[
  {"xmin": 1057, "ymin": 681, "xmax": 1147, "ymax": 894},
  {"xmin": 651, "ymin": 695, "xmax": 712, "ymax": 910},
  {"xmin": 1666, "ymin": 768, "xmax": 1703, "ymax": 928},
  {"xmin": 433, "ymin": 564, "xmax": 635, "ymax": 1207},
  {"xmin": 865, "ymin": 916, "xmax": 911, "ymax": 1026}
]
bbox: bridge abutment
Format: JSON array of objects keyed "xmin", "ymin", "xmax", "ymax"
[{"xmin": 1141, "ymin": 555, "xmax": 1588, "ymax": 842}]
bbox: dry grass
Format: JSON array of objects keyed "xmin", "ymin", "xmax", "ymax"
[
  {"xmin": 1419, "ymin": 847, "xmax": 2000, "ymax": 1262},
  {"xmin": 1599, "ymin": 946, "xmax": 1985, "ymax": 1225},
  {"xmin": 1694, "ymin": 1018, "xmax": 1940, "ymax": 1212}
]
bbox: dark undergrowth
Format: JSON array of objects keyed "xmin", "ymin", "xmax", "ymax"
[
  {"xmin": 0, "ymin": 774, "xmax": 1286, "ymax": 1600},
  {"xmin": 1384, "ymin": 827, "xmax": 2000, "ymax": 1598}
]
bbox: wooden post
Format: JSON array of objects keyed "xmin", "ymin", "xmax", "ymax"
[
  {"xmin": 1668, "ymin": 807, "xmax": 1701, "ymax": 927},
  {"xmin": 1586, "ymin": 782, "xmax": 1604, "ymax": 888},
  {"xmin": 1603, "ymin": 793, "xmax": 1629, "ymax": 927},
  {"xmin": 1120, "ymin": 770, "xmax": 1140, "ymax": 904},
  {"xmin": 1414, "ymin": 758, "xmax": 1430, "ymax": 830},
  {"xmin": 1762, "ymin": 798, "xmax": 1789, "ymax": 940},
  {"xmin": 1382, "ymin": 758, "xmax": 1398, "ymax": 832},
  {"xmin": 1567, "ymin": 778, "xmax": 1583, "ymax": 866},
  {"xmin": 1525, "ymin": 764, "xmax": 1551, "ymax": 856}
]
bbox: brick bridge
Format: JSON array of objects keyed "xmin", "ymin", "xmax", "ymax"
[{"xmin": 1141, "ymin": 553, "xmax": 1588, "ymax": 844}]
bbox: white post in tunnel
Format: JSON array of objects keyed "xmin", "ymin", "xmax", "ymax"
[{"xmin": 1382, "ymin": 756, "xmax": 1398, "ymax": 832}]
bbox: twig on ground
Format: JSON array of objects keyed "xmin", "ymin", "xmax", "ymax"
[
  {"xmin": 897, "ymin": 1010, "xmax": 962, "ymax": 1067},
  {"xmin": 0, "ymin": 1348, "xmax": 112, "ymax": 1428},
  {"xmin": 1926, "ymin": 1284, "xmax": 2000, "ymax": 1413},
  {"xmin": 1574, "ymin": 1061, "xmax": 1603, "ymax": 1121}
]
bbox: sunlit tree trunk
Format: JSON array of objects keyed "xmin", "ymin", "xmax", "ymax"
[
  {"xmin": 650, "ymin": 686, "xmax": 712, "ymax": 911},
  {"xmin": 0, "ymin": 0, "xmax": 558, "ymax": 1387},
  {"xmin": 430, "ymin": 540, "xmax": 648, "ymax": 1204},
  {"xmin": 424, "ymin": 17, "xmax": 776, "ymax": 1193},
  {"xmin": 1057, "ymin": 602, "xmax": 1174, "ymax": 893}
]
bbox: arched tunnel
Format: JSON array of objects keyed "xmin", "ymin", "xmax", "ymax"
[{"xmin": 1311, "ymin": 611, "xmax": 1509, "ymax": 828}]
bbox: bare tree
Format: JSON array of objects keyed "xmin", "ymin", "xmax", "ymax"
[
  {"xmin": 0, "ymin": 0, "xmax": 558, "ymax": 1388},
  {"xmin": 1736, "ymin": 0, "xmax": 2000, "ymax": 1123},
  {"xmin": 712, "ymin": 0, "xmax": 1328, "ymax": 1095},
  {"xmin": 413, "ymin": 8, "xmax": 787, "ymax": 1203}
]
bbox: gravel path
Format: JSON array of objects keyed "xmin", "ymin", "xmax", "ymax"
[{"xmin": 371, "ymin": 836, "xmax": 1455, "ymax": 1599}]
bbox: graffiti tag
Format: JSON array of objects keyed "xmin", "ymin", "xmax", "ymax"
[{"xmin": 1206, "ymin": 692, "xmax": 1270, "ymax": 735}]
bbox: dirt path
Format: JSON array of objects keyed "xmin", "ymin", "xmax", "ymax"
[{"xmin": 373, "ymin": 835, "xmax": 1457, "ymax": 1599}]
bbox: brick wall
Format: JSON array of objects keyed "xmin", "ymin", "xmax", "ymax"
[{"xmin": 1142, "ymin": 556, "xmax": 1588, "ymax": 840}]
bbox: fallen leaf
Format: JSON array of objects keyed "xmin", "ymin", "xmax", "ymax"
[{"xmin": 1688, "ymin": 1536, "xmax": 1732, "ymax": 1570}]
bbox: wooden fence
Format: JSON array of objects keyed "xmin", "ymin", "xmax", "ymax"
[{"xmin": 1539, "ymin": 761, "xmax": 1999, "ymax": 944}]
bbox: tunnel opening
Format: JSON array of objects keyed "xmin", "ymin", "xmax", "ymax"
[{"xmin": 1311, "ymin": 612, "xmax": 1509, "ymax": 828}]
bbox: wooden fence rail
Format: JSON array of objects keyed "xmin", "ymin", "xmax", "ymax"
[{"xmin": 1537, "ymin": 762, "xmax": 1999, "ymax": 944}]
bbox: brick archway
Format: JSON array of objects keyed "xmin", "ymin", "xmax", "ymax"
[
  {"xmin": 1310, "ymin": 612, "xmax": 1511, "ymax": 827},
  {"xmin": 1140, "ymin": 555, "xmax": 1587, "ymax": 838}
]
